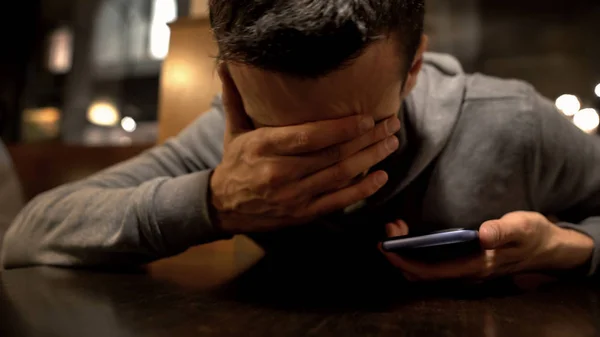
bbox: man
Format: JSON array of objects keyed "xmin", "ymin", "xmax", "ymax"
[{"xmin": 2, "ymin": 0, "xmax": 600, "ymax": 282}]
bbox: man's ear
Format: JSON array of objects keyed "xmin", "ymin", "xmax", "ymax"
[{"xmin": 401, "ymin": 34, "xmax": 429, "ymax": 96}]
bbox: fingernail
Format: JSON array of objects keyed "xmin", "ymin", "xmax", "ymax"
[
  {"xmin": 386, "ymin": 117, "xmax": 401, "ymax": 134},
  {"xmin": 359, "ymin": 117, "xmax": 375, "ymax": 133},
  {"xmin": 386, "ymin": 136, "xmax": 399, "ymax": 152},
  {"xmin": 375, "ymin": 171, "xmax": 388, "ymax": 186}
]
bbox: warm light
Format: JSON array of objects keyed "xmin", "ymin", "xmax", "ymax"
[
  {"xmin": 22, "ymin": 107, "xmax": 61, "ymax": 140},
  {"xmin": 169, "ymin": 61, "xmax": 191, "ymax": 85},
  {"xmin": 121, "ymin": 117, "xmax": 137, "ymax": 132},
  {"xmin": 595, "ymin": 84, "xmax": 600, "ymax": 98},
  {"xmin": 87, "ymin": 101, "xmax": 119, "ymax": 126},
  {"xmin": 149, "ymin": 0, "xmax": 178, "ymax": 59},
  {"xmin": 48, "ymin": 27, "xmax": 73, "ymax": 74},
  {"xmin": 573, "ymin": 108, "xmax": 600, "ymax": 133},
  {"xmin": 555, "ymin": 94, "xmax": 581, "ymax": 116},
  {"xmin": 23, "ymin": 107, "xmax": 60, "ymax": 124}
]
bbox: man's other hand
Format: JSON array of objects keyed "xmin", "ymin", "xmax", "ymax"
[
  {"xmin": 380, "ymin": 212, "xmax": 594, "ymax": 281},
  {"xmin": 210, "ymin": 65, "xmax": 401, "ymax": 234}
]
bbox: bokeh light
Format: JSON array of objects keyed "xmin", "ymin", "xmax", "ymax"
[
  {"xmin": 573, "ymin": 108, "xmax": 600, "ymax": 133},
  {"xmin": 555, "ymin": 94, "xmax": 581, "ymax": 116},
  {"xmin": 87, "ymin": 101, "xmax": 119, "ymax": 126},
  {"xmin": 121, "ymin": 117, "xmax": 137, "ymax": 133}
]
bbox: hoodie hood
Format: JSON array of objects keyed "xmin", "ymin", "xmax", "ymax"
[{"xmin": 391, "ymin": 52, "xmax": 467, "ymax": 194}]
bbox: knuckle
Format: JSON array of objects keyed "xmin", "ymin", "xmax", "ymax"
[
  {"xmin": 375, "ymin": 121, "xmax": 389, "ymax": 140},
  {"xmin": 367, "ymin": 174, "xmax": 384, "ymax": 193},
  {"xmin": 259, "ymin": 163, "xmax": 284, "ymax": 187},
  {"xmin": 502, "ymin": 212, "xmax": 536, "ymax": 234},
  {"xmin": 501, "ymin": 212, "xmax": 518, "ymax": 221},
  {"xmin": 352, "ymin": 115, "xmax": 373, "ymax": 135},
  {"xmin": 239, "ymin": 151, "xmax": 257, "ymax": 169},
  {"xmin": 246, "ymin": 134, "xmax": 267, "ymax": 154},
  {"xmin": 503, "ymin": 211, "xmax": 529, "ymax": 222},
  {"xmin": 378, "ymin": 138, "xmax": 393, "ymax": 156},
  {"xmin": 349, "ymin": 123, "xmax": 362, "ymax": 138},
  {"xmin": 531, "ymin": 212, "xmax": 547, "ymax": 223},
  {"xmin": 292, "ymin": 131, "xmax": 310, "ymax": 151},
  {"xmin": 509, "ymin": 213, "xmax": 538, "ymax": 233}
]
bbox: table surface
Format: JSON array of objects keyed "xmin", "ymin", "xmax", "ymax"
[{"xmin": 2, "ymin": 243, "xmax": 600, "ymax": 337}]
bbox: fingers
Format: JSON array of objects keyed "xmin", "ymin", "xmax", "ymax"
[
  {"xmin": 218, "ymin": 64, "xmax": 253, "ymax": 135},
  {"xmin": 281, "ymin": 116, "xmax": 400, "ymax": 178},
  {"xmin": 311, "ymin": 116, "xmax": 400, "ymax": 170},
  {"xmin": 262, "ymin": 115, "xmax": 378, "ymax": 155},
  {"xmin": 299, "ymin": 134, "xmax": 399, "ymax": 196},
  {"xmin": 381, "ymin": 249, "xmax": 495, "ymax": 281},
  {"xmin": 304, "ymin": 170, "xmax": 388, "ymax": 216},
  {"xmin": 380, "ymin": 212, "xmax": 548, "ymax": 282},
  {"xmin": 386, "ymin": 220, "xmax": 409, "ymax": 237}
]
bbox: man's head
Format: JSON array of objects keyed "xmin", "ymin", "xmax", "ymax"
[{"xmin": 210, "ymin": 0, "xmax": 427, "ymax": 126}]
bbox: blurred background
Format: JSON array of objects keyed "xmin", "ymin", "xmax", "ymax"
[
  {"xmin": 2, "ymin": 0, "xmax": 600, "ymax": 145},
  {"xmin": 1, "ymin": 0, "xmax": 600, "ymax": 200}
]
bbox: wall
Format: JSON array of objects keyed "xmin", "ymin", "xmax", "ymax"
[
  {"xmin": 0, "ymin": 1, "xmax": 42, "ymax": 143},
  {"xmin": 478, "ymin": 1, "xmax": 600, "ymax": 105}
]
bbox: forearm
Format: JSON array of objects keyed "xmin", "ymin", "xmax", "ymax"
[
  {"xmin": 1, "ymin": 171, "xmax": 229, "ymax": 269},
  {"xmin": 1, "ymin": 106, "xmax": 228, "ymax": 269}
]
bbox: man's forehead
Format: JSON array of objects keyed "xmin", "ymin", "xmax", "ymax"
[{"xmin": 227, "ymin": 38, "xmax": 405, "ymax": 126}]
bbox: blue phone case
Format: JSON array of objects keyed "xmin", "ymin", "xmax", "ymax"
[{"xmin": 381, "ymin": 229, "xmax": 481, "ymax": 262}]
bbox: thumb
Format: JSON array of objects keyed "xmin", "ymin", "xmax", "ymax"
[
  {"xmin": 218, "ymin": 64, "xmax": 253, "ymax": 137},
  {"xmin": 386, "ymin": 220, "xmax": 409, "ymax": 237},
  {"xmin": 479, "ymin": 216, "xmax": 523, "ymax": 250}
]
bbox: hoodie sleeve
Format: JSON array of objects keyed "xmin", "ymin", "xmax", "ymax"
[
  {"xmin": 528, "ymin": 91, "xmax": 600, "ymax": 276},
  {"xmin": 1, "ymin": 105, "xmax": 230, "ymax": 269}
]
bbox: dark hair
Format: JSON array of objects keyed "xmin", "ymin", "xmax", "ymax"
[{"xmin": 209, "ymin": 0, "xmax": 425, "ymax": 79}]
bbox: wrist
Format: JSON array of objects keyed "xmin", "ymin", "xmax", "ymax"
[
  {"xmin": 208, "ymin": 169, "xmax": 230, "ymax": 235},
  {"xmin": 546, "ymin": 226, "xmax": 594, "ymax": 272}
]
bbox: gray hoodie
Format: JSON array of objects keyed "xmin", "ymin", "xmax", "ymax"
[{"xmin": 3, "ymin": 53, "xmax": 600, "ymax": 275}]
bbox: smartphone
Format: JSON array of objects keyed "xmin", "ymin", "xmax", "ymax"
[{"xmin": 381, "ymin": 229, "xmax": 481, "ymax": 262}]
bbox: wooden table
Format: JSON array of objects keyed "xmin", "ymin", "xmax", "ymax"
[{"xmin": 1, "ymin": 242, "xmax": 599, "ymax": 337}]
